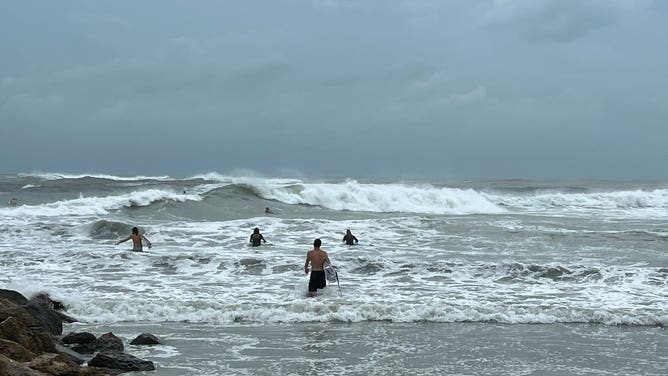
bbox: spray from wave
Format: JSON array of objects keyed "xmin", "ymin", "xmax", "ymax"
[
  {"xmin": 5, "ymin": 173, "xmax": 667, "ymax": 216},
  {"xmin": 1, "ymin": 189, "xmax": 201, "ymax": 217},
  {"xmin": 255, "ymin": 179, "xmax": 505, "ymax": 214},
  {"xmin": 18, "ymin": 172, "xmax": 173, "ymax": 181},
  {"xmin": 493, "ymin": 189, "xmax": 668, "ymax": 211},
  {"xmin": 204, "ymin": 179, "xmax": 668, "ymax": 215}
]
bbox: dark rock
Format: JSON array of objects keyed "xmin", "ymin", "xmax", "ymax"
[
  {"xmin": 70, "ymin": 343, "xmax": 95, "ymax": 354},
  {"xmin": 0, "ymin": 337, "xmax": 36, "ymax": 362},
  {"xmin": 0, "ymin": 353, "xmax": 46, "ymax": 375},
  {"xmin": 23, "ymin": 300, "xmax": 63, "ymax": 336},
  {"xmin": 62, "ymin": 332, "xmax": 96, "ymax": 345},
  {"xmin": 0, "ymin": 289, "xmax": 28, "ymax": 306},
  {"xmin": 55, "ymin": 310, "xmax": 78, "ymax": 323},
  {"xmin": 55, "ymin": 343, "xmax": 86, "ymax": 365},
  {"xmin": 80, "ymin": 367, "xmax": 124, "ymax": 376},
  {"xmin": 0, "ymin": 313, "xmax": 56, "ymax": 354},
  {"xmin": 29, "ymin": 293, "xmax": 63, "ymax": 310},
  {"xmin": 130, "ymin": 333, "xmax": 160, "ymax": 346},
  {"xmin": 94, "ymin": 332, "xmax": 124, "ymax": 352},
  {"xmin": 0, "ymin": 316, "xmax": 33, "ymax": 346},
  {"xmin": 29, "ymin": 294, "xmax": 76, "ymax": 322},
  {"xmin": 51, "ymin": 300, "xmax": 66, "ymax": 312},
  {"xmin": 27, "ymin": 352, "xmax": 82, "ymax": 375},
  {"xmin": 0, "ymin": 298, "xmax": 34, "ymax": 326},
  {"xmin": 89, "ymin": 351, "xmax": 155, "ymax": 372},
  {"xmin": 72, "ymin": 332, "xmax": 124, "ymax": 354},
  {"xmin": 0, "ymin": 296, "xmax": 145, "ymax": 376}
]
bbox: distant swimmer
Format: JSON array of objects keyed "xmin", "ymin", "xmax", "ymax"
[
  {"xmin": 342, "ymin": 229, "xmax": 358, "ymax": 245},
  {"xmin": 7, "ymin": 197, "xmax": 17, "ymax": 206},
  {"xmin": 264, "ymin": 207, "xmax": 274, "ymax": 214},
  {"xmin": 249, "ymin": 227, "xmax": 267, "ymax": 247},
  {"xmin": 116, "ymin": 227, "xmax": 152, "ymax": 252},
  {"xmin": 304, "ymin": 238, "xmax": 331, "ymax": 297}
]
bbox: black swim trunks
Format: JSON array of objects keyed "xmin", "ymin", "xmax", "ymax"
[{"xmin": 308, "ymin": 270, "xmax": 327, "ymax": 292}]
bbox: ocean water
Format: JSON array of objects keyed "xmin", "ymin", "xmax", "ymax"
[{"xmin": 1, "ymin": 173, "xmax": 667, "ymax": 375}]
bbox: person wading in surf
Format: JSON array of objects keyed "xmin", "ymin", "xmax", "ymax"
[
  {"xmin": 249, "ymin": 227, "xmax": 267, "ymax": 247},
  {"xmin": 342, "ymin": 229, "xmax": 358, "ymax": 245},
  {"xmin": 304, "ymin": 238, "xmax": 331, "ymax": 297},
  {"xmin": 116, "ymin": 227, "xmax": 152, "ymax": 252}
]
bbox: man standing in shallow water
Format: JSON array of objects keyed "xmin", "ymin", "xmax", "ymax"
[
  {"xmin": 116, "ymin": 227, "xmax": 152, "ymax": 251},
  {"xmin": 304, "ymin": 238, "xmax": 331, "ymax": 297}
]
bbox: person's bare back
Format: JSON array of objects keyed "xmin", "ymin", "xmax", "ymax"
[
  {"xmin": 116, "ymin": 227, "xmax": 151, "ymax": 251},
  {"xmin": 304, "ymin": 238, "xmax": 331, "ymax": 297},
  {"xmin": 129, "ymin": 234, "xmax": 144, "ymax": 249},
  {"xmin": 305, "ymin": 248, "xmax": 329, "ymax": 272}
]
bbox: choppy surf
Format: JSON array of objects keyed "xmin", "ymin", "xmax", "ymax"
[{"xmin": 1, "ymin": 172, "xmax": 667, "ymax": 327}]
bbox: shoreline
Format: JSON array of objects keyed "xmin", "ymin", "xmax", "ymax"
[{"xmin": 67, "ymin": 320, "xmax": 668, "ymax": 375}]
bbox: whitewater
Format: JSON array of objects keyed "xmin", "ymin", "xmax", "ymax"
[{"xmin": 1, "ymin": 172, "xmax": 667, "ymax": 375}]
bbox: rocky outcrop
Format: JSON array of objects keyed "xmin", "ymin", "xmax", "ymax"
[
  {"xmin": 26, "ymin": 352, "xmax": 84, "ymax": 375},
  {"xmin": 71, "ymin": 332, "xmax": 124, "ymax": 354},
  {"xmin": 0, "ymin": 305, "xmax": 55, "ymax": 353},
  {"xmin": 0, "ymin": 289, "xmax": 29, "ymax": 306},
  {"xmin": 54, "ymin": 343, "xmax": 86, "ymax": 365},
  {"xmin": 0, "ymin": 297, "xmax": 34, "ymax": 325},
  {"xmin": 0, "ymin": 337, "xmax": 36, "ymax": 362},
  {"xmin": 22, "ymin": 301, "xmax": 63, "ymax": 336},
  {"xmin": 0, "ymin": 290, "xmax": 156, "ymax": 375},
  {"xmin": 89, "ymin": 351, "xmax": 155, "ymax": 372},
  {"xmin": 0, "ymin": 353, "xmax": 46, "ymax": 376},
  {"xmin": 29, "ymin": 294, "xmax": 77, "ymax": 324},
  {"xmin": 130, "ymin": 333, "xmax": 160, "ymax": 346},
  {"xmin": 62, "ymin": 332, "xmax": 96, "ymax": 345}
]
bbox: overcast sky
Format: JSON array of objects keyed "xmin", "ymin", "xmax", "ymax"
[{"xmin": 1, "ymin": 0, "xmax": 667, "ymax": 179}]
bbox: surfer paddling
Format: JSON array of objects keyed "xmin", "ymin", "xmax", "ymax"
[
  {"xmin": 116, "ymin": 227, "xmax": 152, "ymax": 252},
  {"xmin": 304, "ymin": 238, "xmax": 331, "ymax": 297}
]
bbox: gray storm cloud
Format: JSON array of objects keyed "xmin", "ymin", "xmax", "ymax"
[{"xmin": 0, "ymin": 0, "xmax": 666, "ymax": 178}]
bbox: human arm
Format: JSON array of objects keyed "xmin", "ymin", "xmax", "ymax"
[
  {"xmin": 116, "ymin": 236, "xmax": 131, "ymax": 245},
  {"xmin": 304, "ymin": 254, "xmax": 310, "ymax": 274},
  {"xmin": 353, "ymin": 235, "xmax": 358, "ymax": 244},
  {"xmin": 142, "ymin": 235, "xmax": 152, "ymax": 249},
  {"xmin": 261, "ymin": 235, "xmax": 267, "ymax": 243}
]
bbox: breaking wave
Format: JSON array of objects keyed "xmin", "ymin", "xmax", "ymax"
[{"xmin": 0, "ymin": 189, "xmax": 200, "ymax": 217}]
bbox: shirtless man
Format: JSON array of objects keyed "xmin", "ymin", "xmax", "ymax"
[
  {"xmin": 116, "ymin": 227, "xmax": 152, "ymax": 251},
  {"xmin": 304, "ymin": 238, "xmax": 331, "ymax": 297}
]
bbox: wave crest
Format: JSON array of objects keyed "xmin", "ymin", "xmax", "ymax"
[
  {"xmin": 88, "ymin": 220, "xmax": 132, "ymax": 239},
  {"xmin": 1, "ymin": 189, "xmax": 198, "ymax": 217},
  {"xmin": 495, "ymin": 189, "xmax": 668, "ymax": 211},
  {"xmin": 19, "ymin": 172, "xmax": 174, "ymax": 181},
  {"xmin": 257, "ymin": 180, "xmax": 505, "ymax": 214}
]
